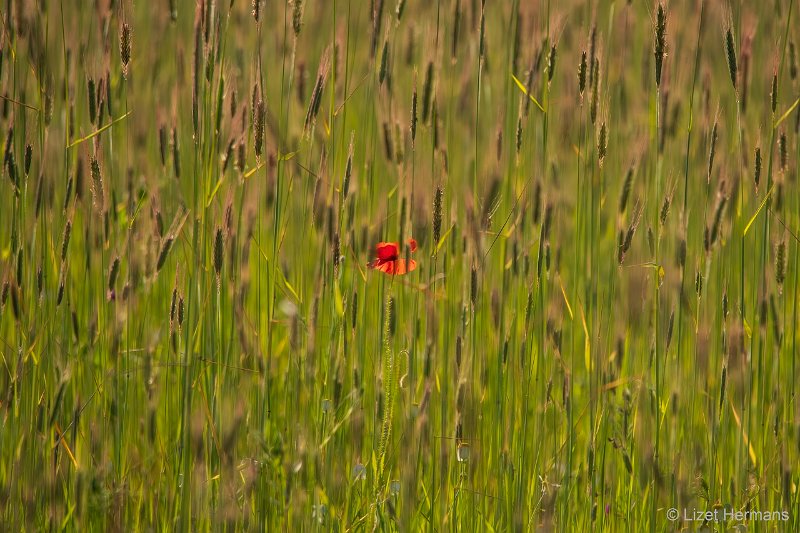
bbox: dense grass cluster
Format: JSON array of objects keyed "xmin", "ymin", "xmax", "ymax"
[{"xmin": 1, "ymin": 0, "xmax": 800, "ymax": 530}]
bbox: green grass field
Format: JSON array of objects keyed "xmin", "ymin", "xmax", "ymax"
[{"xmin": 1, "ymin": 0, "xmax": 800, "ymax": 530}]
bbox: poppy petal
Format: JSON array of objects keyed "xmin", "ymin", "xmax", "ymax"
[
  {"xmin": 371, "ymin": 258, "xmax": 417, "ymax": 275},
  {"xmin": 375, "ymin": 242, "xmax": 400, "ymax": 261},
  {"xmin": 392, "ymin": 258, "xmax": 417, "ymax": 275},
  {"xmin": 378, "ymin": 261, "xmax": 395, "ymax": 274},
  {"xmin": 370, "ymin": 242, "xmax": 419, "ymax": 276}
]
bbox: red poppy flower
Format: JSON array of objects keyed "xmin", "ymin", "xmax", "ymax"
[{"xmin": 369, "ymin": 238, "xmax": 418, "ymax": 275}]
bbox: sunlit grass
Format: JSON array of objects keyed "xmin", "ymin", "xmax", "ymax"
[{"xmin": 0, "ymin": 0, "xmax": 799, "ymax": 530}]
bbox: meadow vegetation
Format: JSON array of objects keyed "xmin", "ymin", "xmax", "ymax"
[{"xmin": 1, "ymin": 0, "xmax": 800, "ymax": 530}]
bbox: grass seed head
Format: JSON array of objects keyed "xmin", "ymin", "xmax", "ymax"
[
  {"xmin": 170, "ymin": 287, "xmax": 177, "ymax": 325},
  {"xmin": 433, "ymin": 185, "xmax": 443, "ymax": 246},
  {"xmin": 292, "ymin": 0, "xmax": 304, "ymax": 36},
  {"xmin": 172, "ymin": 127, "xmax": 181, "ymax": 178},
  {"xmin": 61, "ymin": 103, "xmax": 72, "ymax": 141},
  {"xmin": 87, "ymin": 77, "xmax": 97, "ymax": 124},
  {"xmin": 379, "ymin": 41, "xmax": 389, "ymax": 86},
  {"xmin": 159, "ymin": 125, "xmax": 167, "ymax": 167},
  {"xmin": 779, "ymin": 131, "xmax": 787, "ymax": 172},
  {"xmin": 588, "ymin": 24, "xmax": 597, "ymax": 83},
  {"xmin": 590, "ymin": 58, "xmax": 599, "ymax": 124},
  {"xmin": 5, "ymin": 148, "xmax": 16, "ymax": 190},
  {"xmin": 1, "ymin": 280, "xmax": 8, "ymax": 310},
  {"xmin": 422, "ymin": 61, "xmax": 434, "ymax": 123},
  {"xmin": 382, "ymin": 122, "xmax": 393, "ymax": 161},
  {"xmin": 393, "ymin": 122, "xmax": 404, "ymax": 162},
  {"xmin": 10, "ymin": 282, "xmax": 21, "ymax": 320},
  {"xmin": 332, "ymin": 232, "xmax": 341, "ymax": 277},
  {"xmin": 619, "ymin": 203, "xmax": 643, "ymax": 264},
  {"xmin": 214, "ymin": 227, "xmax": 224, "ymax": 278},
  {"xmin": 120, "ymin": 23, "xmax": 131, "ymax": 79},
  {"xmin": 344, "ymin": 133, "xmax": 354, "ymax": 198},
  {"xmin": 63, "ymin": 175, "xmax": 73, "ymax": 213},
  {"xmin": 108, "ymin": 256, "xmax": 120, "ymax": 295},
  {"xmin": 3, "ymin": 125, "xmax": 13, "ymax": 165},
  {"xmin": 660, "ymin": 190, "xmax": 672, "ymax": 227},
  {"xmin": 411, "ymin": 82, "xmax": 418, "ymax": 144},
  {"xmin": 96, "ymin": 77, "xmax": 106, "ymax": 125},
  {"xmin": 754, "ymin": 147, "xmax": 762, "ymax": 190},
  {"xmin": 666, "ymin": 309, "xmax": 675, "ymax": 350},
  {"xmin": 192, "ymin": 19, "xmax": 203, "ymax": 136},
  {"xmin": 619, "ymin": 167, "xmax": 633, "ymax": 214},
  {"xmin": 542, "ymin": 202, "xmax": 553, "ymax": 242},
  {"xmin": 722, "ymin": 290, "xmax": 729, "ymax": 319},
  {"xmin": 90, "ymin": 155, "xmax": 105, "ymax": 214},
  {"xmin": 776, "ymin": 240, "xmax": 786, "ymax": 291},
  {"xmin": 156, "ymin": 237, "xmax": 174, "ymax": 272},
  {"xmin": 24, "ymin": 144, "xmax": 31, "ymax": 177},
  {"xmin": 304, "ymin": 48, "xmax": 331, "ymax": 133},
  {"xmin": 470, "ymin": 266, "xmax": 478, "ymax": 307},
  {"xmin": 654, "ymin": 4, "xmax": 666, "ymax": 87},
  {"xmin": 709, "ymin": 195, "xmax": 727, "ymax": 249},
  {"xmin": 707, "ymin": 121, "xmax": 718, "ymax": 183},
  {"xmin": 451, "ymin": 0, "xmax": 460, "ymax": 60},
  {"xmin": 530, "ymin": 181, "xmax": 541, "ymax": 225},
  {"xmin": 725, "ymin": 27, "xmax": 738, "ymax": 90},
  {"xmin": 771, "ymin": 73, "xmax": 778, "ymax": 113},
  {"xmin": 598, "ymin": 122, "xmax": 607, "ymax": 165},
  {"xmin": 15, "ymin": 249, "xmax": 22, "ymax": 287},
  {"xmin": 254, "ymin": 97, "xmax": 265, "ymax": 160},
  {"xmin": 57, "ymin": 268, "xmax": 65, "ymax": 306},
  {"xmin": 547, "ymin": 44, "xmax": 557, "ymax": 82},
  {"xmin": 479, "ymin": 10, "xmax": 486, "ymax": 59},
  {"xmin": 578, "ymin": 50, "xmax": 587, "ymax": 95}
]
